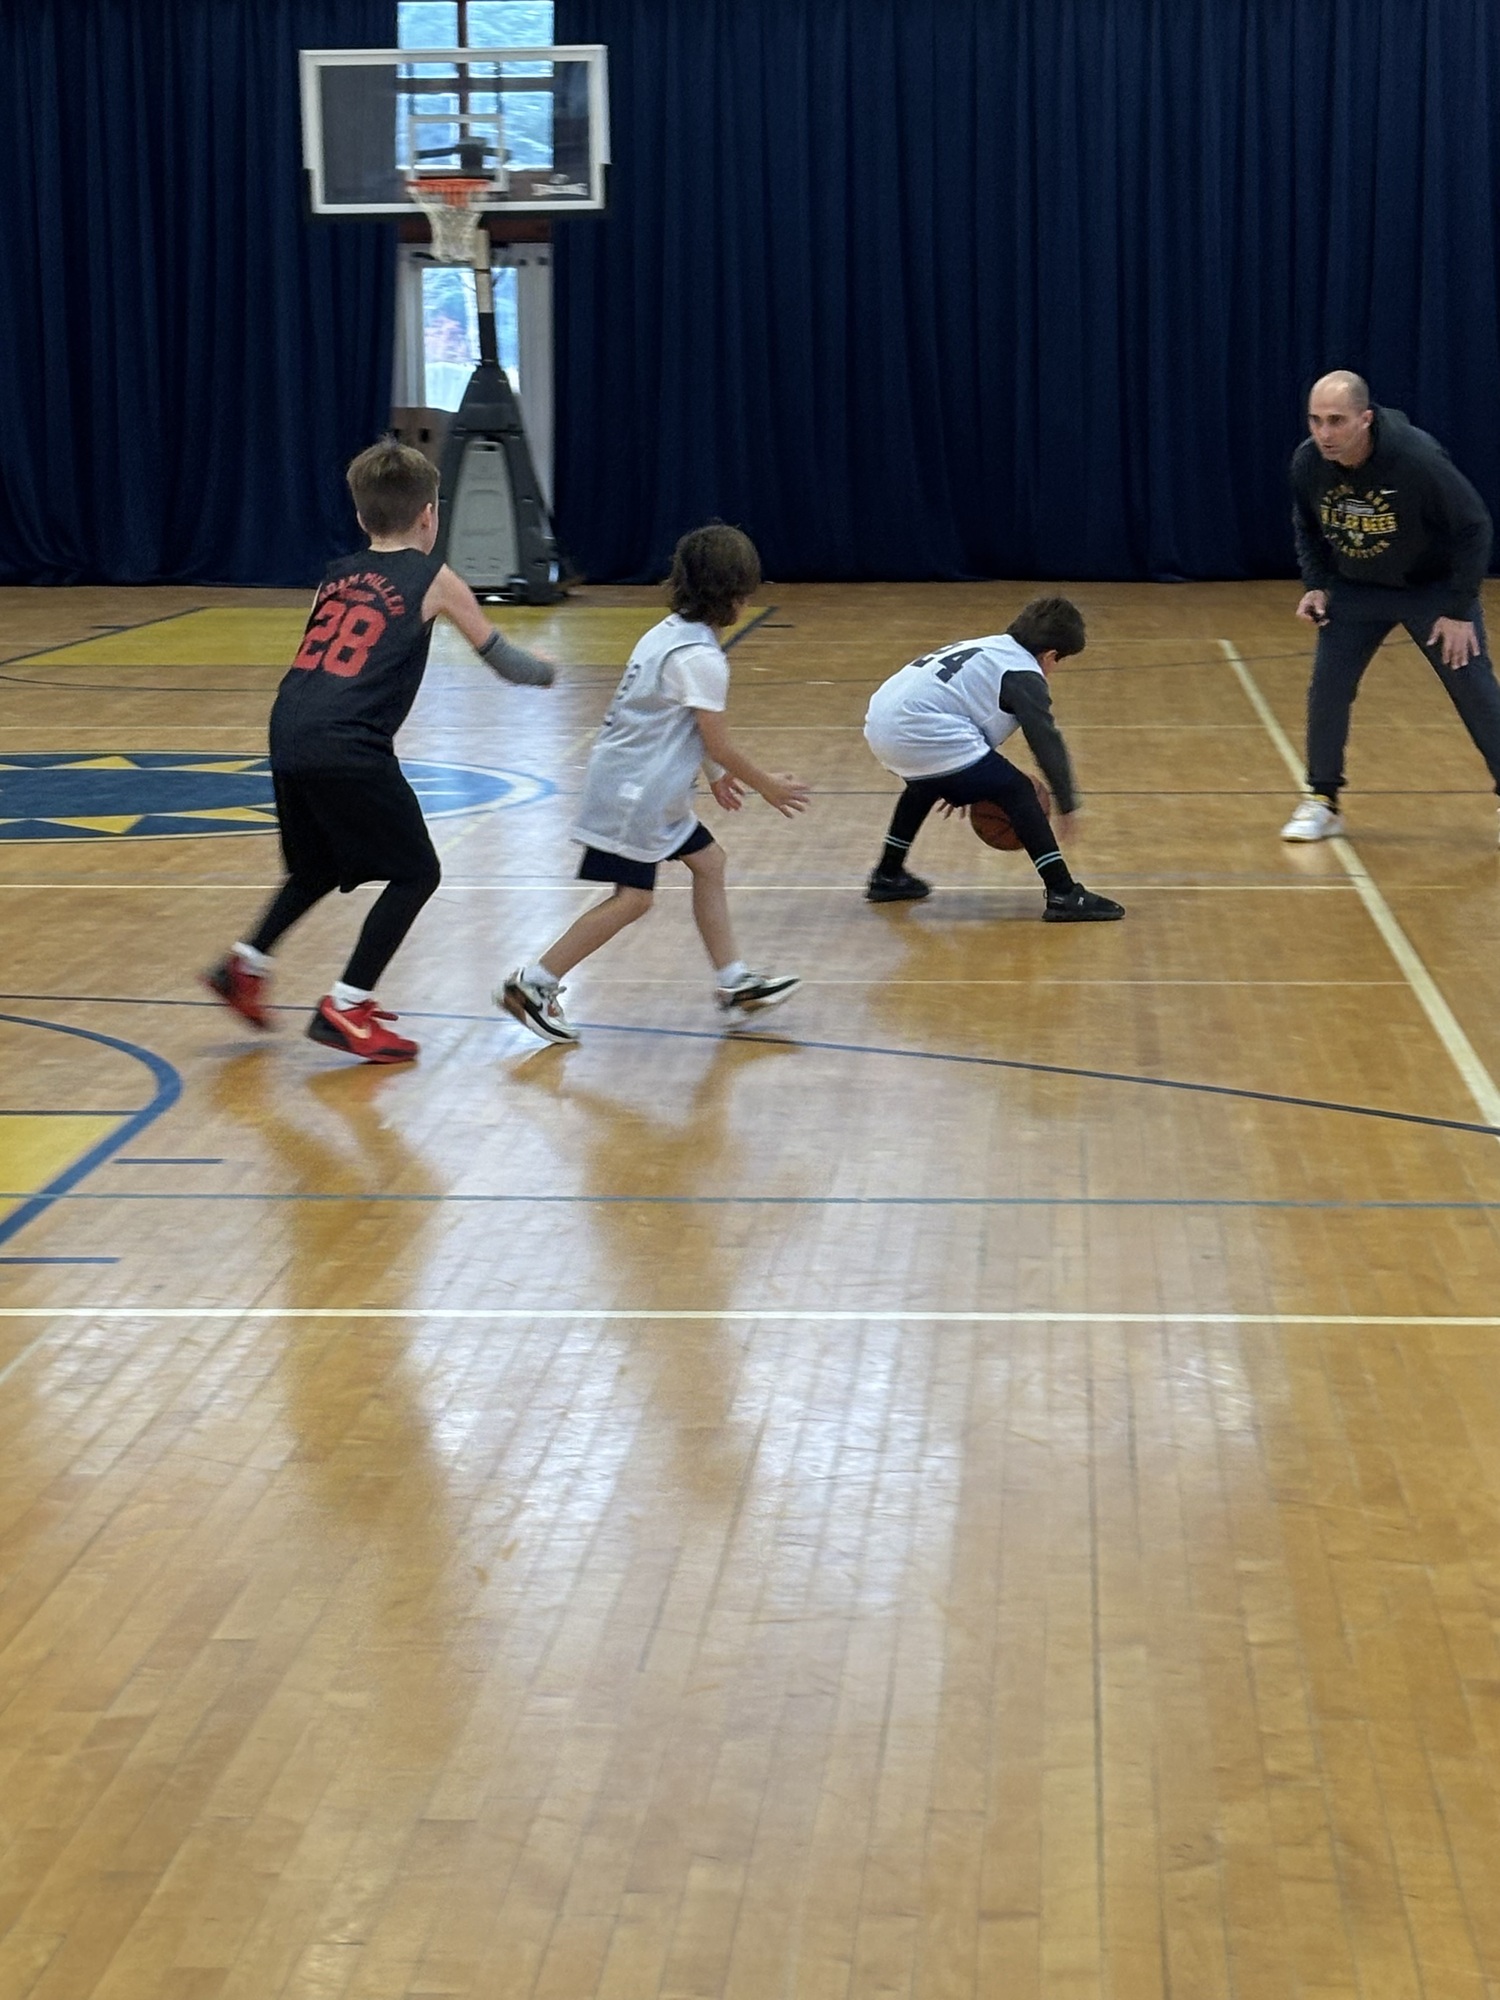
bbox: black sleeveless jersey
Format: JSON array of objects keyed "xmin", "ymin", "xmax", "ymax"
[{"xmin": 269, "ymin": 547, "xmax": 446, "ymax": 770}]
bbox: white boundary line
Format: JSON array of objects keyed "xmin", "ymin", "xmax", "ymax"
[
  {"xmin": 1219, "ymin": 638, "xmax": 1500, "ymax": 1133},
  {"xmin": 1, "ymin": 1308, "xmax": 1498, "ymax": 1327}
]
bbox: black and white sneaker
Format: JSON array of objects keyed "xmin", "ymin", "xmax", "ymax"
[
  {"xmin": 716, "ymin": 970, "xmax": 800, "ymax": 1016},
  {"xmin": 865, "ymin": 868, "xmax": 931, "ymax": 903},
  {"xmin": 498, "ymin": 969, "xmax": 579, "ymax": 1043},
  {"xmin": 1044, "ymin": 885, "xmax": 1125, "ymax": 923}
]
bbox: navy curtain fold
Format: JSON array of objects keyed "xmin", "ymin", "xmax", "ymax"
[
  {"xmin": 553, "ymin": 0, "xmax": 1500, "ymax": 583},
  {"xmin": 0, "ymin": 0, "xmax": 397, "ymax": 586}
]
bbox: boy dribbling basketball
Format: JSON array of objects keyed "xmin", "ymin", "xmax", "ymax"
[
  {"xmin": 500, "ymin": 523, "xmax": 810, "ymax": 1044},
  {"xmin": 202, "ymin": 440, "xmax": 553, "ymax": 1062},
  {"xmin": 863, "ymin": 595, "xmax": 1123, "ymax": 921}
]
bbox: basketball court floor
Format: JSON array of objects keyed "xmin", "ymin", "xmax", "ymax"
[{"xmin": 4, "ymin": 578, "xmax": 1500, "ymax": 1995}]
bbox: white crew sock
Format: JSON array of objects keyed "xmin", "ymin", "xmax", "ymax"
[
  {"xmin": 523, "ymin": 962, "xmax": 560, "ymax": 988},
  {"xmin": 715, "ymin": 959, "xmax": 748, "ymax": 988},
  {"xmin": 233, "ymin": 941, "xmax": 274, "ymax": 974},
  {"xmin": 330, "ymin": 980, "xmax": 373, "ymax": 1010}
]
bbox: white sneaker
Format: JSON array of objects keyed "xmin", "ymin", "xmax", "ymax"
[
  {"xmin": 715, "ymin": 970, "xmax": 800, "ymax": 1017},
  {"xmin": 498, "ymin": 970, "xmax": 579, "ymax": 1044},
  {"xmin": 1280, "ymin": 798, "xmax": 1344, "ymax": 842}
]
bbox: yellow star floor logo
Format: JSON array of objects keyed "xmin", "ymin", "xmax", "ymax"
[{"xmin": 0, "ymin": 753, "xmax": 279, "ymax": 839}]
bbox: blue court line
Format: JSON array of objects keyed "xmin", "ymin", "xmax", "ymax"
[
  {"xmin": 112, "ymin": 1156, "xmax": 222, "ymax": 1166},
  {"xmin": 0, "ymin": 1256, "xmax": 119, "ymax": 1265},
  {"xmin": 0, "ymin": 1193, "xmax": 1496, "ymax": 1213},
  {"xmin": 1, "ymin": 992, "xmax": 1496, "ymax": 1144},
  {"xmin": 0, "ymin": 1014, "xmax": 181, "ymax": 1251}
]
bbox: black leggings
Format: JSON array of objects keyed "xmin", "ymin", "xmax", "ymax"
[
  {"xmin": 881, "ymin": 750, "xmax": 1065, "ymax": 871},
  {"xmin": 247, "ymin": 863, "xmax": 441, "ymax": 991},
  {"xmin": 1307, "ymin": 599, "xmax": 1500, "ymax": 799}
]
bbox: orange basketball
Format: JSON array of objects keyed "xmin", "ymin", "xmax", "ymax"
[{"xmin": 969, "ymin": 777, "xmax": 1052, "ymax": 850}]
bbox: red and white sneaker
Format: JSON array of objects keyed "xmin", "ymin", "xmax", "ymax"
[
  {"xmin": 202, "ymin": 952, "xmax": 272, "ymax": 1029},
  {"xmin": 306, "ymin": 996, "xmax": 419, "ymax": 1063}
]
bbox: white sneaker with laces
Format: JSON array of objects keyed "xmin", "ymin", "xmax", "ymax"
[
  {"xmin": 498, "ymin": 970, "xmax": 579, "ymax": 1044},
  {"xmin": 1280, "ymin": 798, "xmax": 1344, "ymax": 842},
  {"xmin": 715, "ymin": 970, "xmax": 800, "ymax": 1017}
]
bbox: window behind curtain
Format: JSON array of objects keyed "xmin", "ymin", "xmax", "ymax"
[{"xmin": 397, "ymin": 2, "xmax": 552, "ymax": 406}]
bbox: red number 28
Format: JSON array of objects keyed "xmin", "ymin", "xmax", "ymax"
[{"xmin": 292, "ymin": 599, "xmax": 388, "ymax": 678}]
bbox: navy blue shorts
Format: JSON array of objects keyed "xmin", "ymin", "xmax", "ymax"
[{"xmin": 577, "ymin": 820, "xmax": 715, "ymax": 892}]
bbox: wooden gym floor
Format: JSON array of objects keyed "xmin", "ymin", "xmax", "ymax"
[{"xmin": 4, "ymin": 577, "xmax": 1500, "ymax": 1998}]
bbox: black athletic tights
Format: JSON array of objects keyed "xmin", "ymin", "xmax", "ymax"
[
  {"xmin": 247, "ymin": 864, "xmax": 440, "ymax": 992},
  {"xmin": 877, "ymin": 750, "xmax": 1074, "ymax": 890}
]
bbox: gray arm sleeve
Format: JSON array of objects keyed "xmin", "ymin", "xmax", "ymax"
[
  {"xmin": 479, "ymin": 628, "xmax": 555, "ymax": 687},
  {"xmin": 997, "ymin": 671, "xmax": 1078, "ymax": 815}
]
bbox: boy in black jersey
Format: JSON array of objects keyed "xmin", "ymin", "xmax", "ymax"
[{"xmin": 203, "ymin": 440, "xmax": 553, "ymax": 1062}]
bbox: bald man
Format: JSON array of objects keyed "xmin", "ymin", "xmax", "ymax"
[{"xmin": 1282, "ymin": 371, "xmax": 1500, "ymax": 842}]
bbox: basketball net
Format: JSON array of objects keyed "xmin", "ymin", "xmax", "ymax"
[{"xmin": 406, "ymin": 175, "xmax": 491, "ymax": 266}]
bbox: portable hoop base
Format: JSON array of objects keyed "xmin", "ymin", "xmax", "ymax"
[{"xmin": 405, "ymin": 174, "xmax": 569, "ymax": 603}]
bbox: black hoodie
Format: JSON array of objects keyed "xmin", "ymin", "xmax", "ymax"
[{"xmin": 1290, "ymin": 407, "xmax": 1491, "ymax": 619}]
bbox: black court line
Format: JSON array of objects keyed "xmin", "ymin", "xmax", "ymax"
[
  {"xmin": 723, "ymin": 605, "xmax": 777, "ymax": 649},
  {"xmin": 1, "ymin": 991, "xmax": 1497, "ymax": 1144},
  {"xmin": 0, "ymin": 608, "xmax": 776, "ymax": 695},
  {"xmin": 0, "ymin": 666, "xmax": 283, "ymax": 694},
  {"xmin": 0, "ymin": 1108, "xmax": 148, "ymax": 1116},
  {"xmin": 0, "ymin": 1256, "xmax": 119, "ymax": 1265},
  {"xmin": 577, "ymin": 1020, "xmax": 1500, "ymax": 1141},
  {"xmin": 0, "ymin": 602, "xmax": 214, "ymax": 669}
]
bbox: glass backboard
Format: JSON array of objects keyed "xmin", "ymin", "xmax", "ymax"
[{"xmin": 300, "ymin": 45, "xmax": 609, "ymax": 215}]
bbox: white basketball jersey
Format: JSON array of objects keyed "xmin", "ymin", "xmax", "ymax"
[
  {"xmin": 573, "ymin": 614, "xmax": 729, "ymax": 861},
  {"xmin": 864, "ymin": 632, "xmax": 1044, "ymax": 779}
]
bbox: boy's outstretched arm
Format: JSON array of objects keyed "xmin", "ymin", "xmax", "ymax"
[
  {"xmin": 694, "ymin": 708, "xmax": 810, "ymax": 817},
  {"xmin": 997, "ymin": 671, "xmax": 1078, "ymax": 815},
  {"xmin": 420, "ymin": 564, "xmax": 556, "ymax": 686}
]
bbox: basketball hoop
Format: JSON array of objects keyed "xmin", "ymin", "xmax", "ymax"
[{"xmin": 406, "ymin": 174, "xmax": 492, "ymax": 265}]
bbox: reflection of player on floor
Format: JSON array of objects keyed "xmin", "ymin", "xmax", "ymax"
[
  {"xmin": 501, "ymin": 524, "xmax": 811, "ymax": 1046},
  {"xmin": 863, "ymin": 596, "xmax": 1123, "ymax": 922},
  {"xmin": 202, "ymin": 441, "xmax": 553, "ymax": 1063}
]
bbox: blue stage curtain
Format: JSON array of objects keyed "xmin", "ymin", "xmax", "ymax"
[
  {"xmin": 0, "ymin": 0, "xmax": 396, "ymax": 586},
  {"xmin": 553, "ymin": 0, "xmax": 1500, "ymax": 583}
]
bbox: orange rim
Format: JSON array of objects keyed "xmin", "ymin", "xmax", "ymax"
[{"xmin": 407, "ymin": 176, "xmax": 491, "ymax": 208}]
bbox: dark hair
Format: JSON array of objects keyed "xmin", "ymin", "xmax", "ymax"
[
  {"xmin": 347, "ymin": 440, "xmax": 440, "ymax": 537},
  {"xmin": 667, "ymin": 522, "xmax": 761, "ymax": 628},
  {"xmin": 1007, "ymin": 595, "xmax": 1086, "ymax": 661}
]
